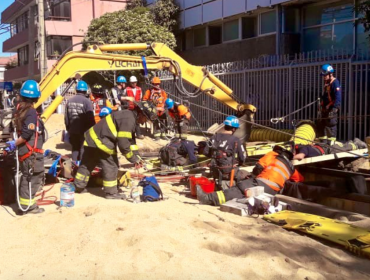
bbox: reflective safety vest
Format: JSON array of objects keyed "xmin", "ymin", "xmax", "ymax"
[
  {"xmin": 143, "ymin": 88, "xmax": 167, "ymax": 116},
  {"xmin": 256, "ymin": 151, "xmax": 304, "ymax": 191},
  {"xmin": 126, "ymin": 86, "xmax": 142, "ymax": 110},
  {"xmin": 169, "ymin": 104, "xmax": 191, "ymax": 121}
]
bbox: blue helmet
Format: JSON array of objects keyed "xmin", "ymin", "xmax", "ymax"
[
  {"xmin": 165, "ymin": 98, "xmax": 174, "ymax": 109},
  {"xmin": 224, "ymin": 116, "xmax": 240, "ymax": 128},
  {"xmin": 99, "ymin": 107, "xmax": 112, "ymax": 117},
  {"xmin": 20, "ymin": 80, "xmax": 41, "ymax": 98},
  {"xmin": 117, "ymin": 75, "xmax": 127, "ymax": 83},
  {"xmin": 321, "ymin": 64, "xmax": 334, "ymax": 76},
  {"xmin": 76, "ymin": 80, "xmax": 88, "ymax": 92}
]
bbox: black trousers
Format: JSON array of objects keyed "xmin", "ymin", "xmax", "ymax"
[
  {"xmin": 19, "ymin": 154, "xmax": 44, "ymax": 210},
  {"xmin": 208, "ymin": 178, "xmax": 276, "ymax": 206},
  {"xmin": 316, "ymin": 111, "xmax": 338, "ymax": 142},
  {"xmin": 69, "ymin": 133, "xmax": 85, "ymax": 162},
  {"xmin": 175, "ymin": 119, "xmax": 189, "ymax": 139},
  {"xmin": 153, "ymin": 113, "xmax": 167, "ymax": 138},
  {"xmin": 74, "ymin": 146, "xmax": 119, "ymax": 195}
]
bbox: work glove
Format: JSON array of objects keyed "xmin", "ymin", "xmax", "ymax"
[{"xmin": 5, "ymin": 140, "xmax": 16, "ymax": 152}]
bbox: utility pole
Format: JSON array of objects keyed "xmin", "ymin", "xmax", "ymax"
[{"xmin": 37, "ymin": 0, "xmax": 47, "ymax": 78}]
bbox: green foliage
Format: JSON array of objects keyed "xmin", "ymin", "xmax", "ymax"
[
  {"xmin": 83, "ymin": 7, "xmax": 176, "ymax": 56},
  {"xmin": 126, "ymin": 0, "xmax": 146, "ymax": 10},
  {"xmin": 356, "ymin": 1, "xmax": 370, "ymax": 33},
  {"xmin": 152, "ymin": 0, "xmax": 180, "ymax": 32},
  {"xmin": 5, "ymin": 57, "xmax": 17, "ymax": 70}
]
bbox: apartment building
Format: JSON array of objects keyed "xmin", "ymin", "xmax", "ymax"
[
  {"xmin": 155, "ymin": 0, "xmax": 369, "ymax": 65},
  {"xmin": 1, "ymin": 0, "xmax": 127, "ymax": 82}
]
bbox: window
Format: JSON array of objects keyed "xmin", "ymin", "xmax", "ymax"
[
  {"xmin": 46, "ymin": 36, "xmax": 72, "ymax": 58},
  {"xmin": 260, "ymin": 11, "xmax": 276, "ymax": 34},
  {"xmin": 185, "ymin": 30, "xmax": 193, "ymax": 50},
  {"xmin": 11, "ymin": 12, "xmax": 29, "ymax": 37},
  {"xmin": 18, "ymin": 45, "xmax": 29, "ymax": 66},
  {"xmin": 193, "ymin": 27, "xmax": 206, "ymax": 47},
  {"xmin": 242, "ymin": 17, "xmax": 257, "ymax": 39},
  {"xmin": 209, "ymin": 25, "xmax": 222, "ymax": 45},
  {"xmin": 356, "ymin": 23, "xmax": 370, "ymax": 52},
  {"xmin": 45, "ymin": 0, "xmax": 71, "ymax": 21},
  {"xmin": 284, "ymin": 7, "xmax": 299, "ymax": 33},
  {"xmin": 223, "ymin": 20, "xmax": 239, "ymax": 41},
  {"xmin": 302, "ymin": 1, "xmax": 355, "ymax": 53},
  {"xmin": 0, "ymin": 71, "xmax": 4, "ymax": 81}
]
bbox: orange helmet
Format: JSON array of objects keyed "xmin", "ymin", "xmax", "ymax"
[{"xmin": 152, "ymin": 77, "xmax": 161, "ymax": 84}]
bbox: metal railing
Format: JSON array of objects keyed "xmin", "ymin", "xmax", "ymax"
[{"xmin": 159, "ymin": 51, "xmax": 370, "ymax": 141}]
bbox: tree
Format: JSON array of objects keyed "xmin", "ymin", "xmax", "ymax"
[
  {"xmin": 356, "ymin": 1, "xmax": 370, "ymax": 33},
  {"xmin": 152, "ymin": 0, "xmax": 180, "ymax": 32},
  {"xmin": 126, "ymin": 0, "xmax": 146, "ymax": 10},
  {"xmin": 83, "ymin": 7, "xmax": 176, "ymax": 82}
]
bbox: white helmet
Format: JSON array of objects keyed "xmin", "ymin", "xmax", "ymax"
[{"xmin": 130, "ymin": 76, "xmax": 138, "ymax": 83}]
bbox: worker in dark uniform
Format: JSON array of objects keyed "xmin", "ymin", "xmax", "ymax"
[
  {"xmin": 317, "ymin": 64, "xmax": 342, "ymax": 145},
  {"xmin": 72, "ymin": 106, "xmax": 146, "ymax": 199},
  {"xmin": 5, "ymin": 80, "xmax": 45, "ymax": 215},
  {"xmin": 165, "ymin": 98, "xmax": 191, "ymax": 140},
  {"xmin": 160, "ymin": 138, "xmax": 197, "ymax": 167},
  {"xmin": 293, "ymin": 138, "xmax": 367, "ymax": 160},
  {"xmin": 64, "ymin": 80, "xmax": 95, "ymax": 163},
  {"xmin": 197, "ymin": 146, "xmax": 304, "ymax": 206},
  {"xmin": 199, "ymin": 116, "xmax": 248, "ymax": 190},
  {"xmin": 111, "ymin": 75, "xmax": 127, "ymax": 106}
]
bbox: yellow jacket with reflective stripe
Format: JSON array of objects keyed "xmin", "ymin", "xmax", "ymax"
[{"xmin": 84, "ymin": 110, "xmax": 139, "ymax": 163}]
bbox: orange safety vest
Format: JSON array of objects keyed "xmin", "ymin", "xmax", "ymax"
[
  {"xmin": 169, "ymin": 104, "xmax": 191, "ymax": 121},
  {"xmin": 256, "ymin": 151, "xmax": 304, "ymax": 191},
  {"xmin": 321, "ymin": 78, "xmax": 336, "ymax": 111},
  {"xmin": 143, "ymin": 88, "xmax": 167, "ymax": 116},
  {"xmin": 91, "ymin": 95, "xmax": 116, "ymax": 123}
]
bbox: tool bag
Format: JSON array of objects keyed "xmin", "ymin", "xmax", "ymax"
[{"xmin": 138, "ymin": 176, "xmax": 163, "ymax": 202}]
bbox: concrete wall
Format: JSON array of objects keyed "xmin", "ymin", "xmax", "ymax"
[{"xmin": 179, "ymin": 34, "xmax": 276, "ymax": 65}]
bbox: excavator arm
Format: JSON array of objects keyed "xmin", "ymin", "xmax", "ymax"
[{"xmin": 35, "ymin": 43, "xmax": 256, "ymax": 140}]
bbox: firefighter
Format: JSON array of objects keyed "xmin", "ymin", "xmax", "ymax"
[
  {"xmin": 293, "ymin": 138, "xmax": 367, "ymax": 160},
  {"xmin": 197, "ymin": 145, "xmax": 304, "ymax": 206},
  {"xmin": 165, "ymin": 98, "xmax": 191, "ymax": 140},
  {"xmin": 5, "ymin": 80, "xmax": 46, "ymax": 215},
  {"xmin": 99, "ymin": 107, "xmax": 112, "ymax": 119},
  {"xmin": 72, "ymin": 105, "xmax": 146, "ymax": 199},
  {"xmin": 90, "ymin": 83, "xmax": 117, "ymax": 123},
  {"xmin": 126, "ymin": 76, "xmax": 144, "ymax": 139},
  {"xmin": 317, "ymin": 64, "xmax": 342, "ymax": 145},
  {"xmin": 199, "ymin": 116, "xmax": 248, "ymax": 190},
  {"xmin": 143, "ymin": 77, "xmax": 168, "ymax": 140},
  {"xmin": 111, "ymin": 75, "xmax": 127, "ymax": 106},
  {"xmin": 65, "ymin": 80, "xmax": 95, "ymax": 162},
  {"xmin": 159, "ymin": 138, "xmax": 197, "ymax": 168}
]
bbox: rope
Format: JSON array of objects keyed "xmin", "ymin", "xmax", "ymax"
[{"xmin": 270, "ymin": 98, "xmax": 320, "ymax": 124}]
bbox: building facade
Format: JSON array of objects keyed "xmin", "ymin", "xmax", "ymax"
[
  {"xmin": 1, "ymin": 0, "xmax": 127, "ymax": 82},
  {"xmin": 161, "ymin": 0, "xmax": 370, "ymax": 65}
]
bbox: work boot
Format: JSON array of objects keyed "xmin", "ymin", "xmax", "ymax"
[
  {"xmin": 105, "ymin": 193, "xmax": 127, "ymax": 200},
  {"xmin": 74, "ymin": 184, "xmax": 88, "ymax": 194},
  {"xmin": 18, "ymin": 206, "xmax": 45, "ymax": 216},
  {"xmin": 354, "ymin": 138, "xmax": 367, "ymax": 149},
  {"xmin": 137, "ymin": 135, "xmax": 145, "ymax": 140},
  {"xmin": 196, "ymin": 185, "xmax": 213, "ymax": 205}
]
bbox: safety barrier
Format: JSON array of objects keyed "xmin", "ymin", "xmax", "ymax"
[{"xmin": 159, "ymin": 51, "xmax": 370, "ymax": 141}]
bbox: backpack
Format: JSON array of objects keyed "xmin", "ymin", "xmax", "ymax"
[
  {"xmin": 139, "ymin": 176, "xmax": 163, "ymax": 202},
  {"xmin": 211, "ymin": 134, "xmax": 235, "ymax": 175},
  {"xmin": 159, "ymin": 139, "xmax": 187, "ymax": 166}
]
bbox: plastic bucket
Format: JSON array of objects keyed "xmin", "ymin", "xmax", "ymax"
[{"xmin": 189, "ymin": 176, "xmax": 215, "ymax": 197}]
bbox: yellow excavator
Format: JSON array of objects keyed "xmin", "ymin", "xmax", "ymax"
[{"xmin": 33, "ymin": 42, "xmax": 256, "ymax": 141}]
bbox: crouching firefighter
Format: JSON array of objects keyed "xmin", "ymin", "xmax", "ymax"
[
  {"xmin": 197, "ymin": 145, "xmax": 304, "ymax": 206},
  {"xmin": 160, "ymin": 138, "xmax": 197, "ymax": 168},
  {"xmin": 200, "ymin": 116, "xmax": 248, "ymax": 190},
  {"xmin": 72, "ymin": 104, "xmax": 147, "ymax": 199},
  {"xmin": 5, "ymin": 80, "xmax": 45, "ymax": 215},
  {"xmin": 165, "ymin": 98, "xmax": 191, "ymax": 140}
]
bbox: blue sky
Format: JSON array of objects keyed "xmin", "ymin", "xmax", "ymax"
[{"xmin": 0, "ymin": 0, "xmax": 17, "ymax": 56}]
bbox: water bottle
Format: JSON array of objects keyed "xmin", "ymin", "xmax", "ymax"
[
  {"xmin": 60, "ymin": 183, "xmax": 75, "ymax": 207},
  {"xmin": 131, "ymin": 186, "xmax": 141, "ymax": 204}
]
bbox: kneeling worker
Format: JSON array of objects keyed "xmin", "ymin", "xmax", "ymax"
[
  {"xmin": 72, "ymin": 106, "xmax": 146, "ymax": 199},
  {"xmin": 165, "ymin": 98, "xmax": 191, "ymax": 139},
  {"xmin": 197, "ymin": 145, "xmax": 304, "ymax": 206},
  {"xmin": 200, "ymin": 116, "xmax": 248, "ymax": 190},
  {"xmin": 160, "ymin": 138, "xmax": 197, "ymax": 167}
]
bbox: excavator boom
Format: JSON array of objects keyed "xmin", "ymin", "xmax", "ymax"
[{"xmin": 35, "ymin": 43, "xmax": 256, "ymax": 139}]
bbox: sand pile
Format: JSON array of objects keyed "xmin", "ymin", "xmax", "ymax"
[{"xmin": 1, "ymin": 182, "xmax": 370, "ymax": 279}]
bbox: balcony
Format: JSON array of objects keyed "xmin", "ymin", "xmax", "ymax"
[
  {"xmin": 45, "ymin": 20, "xmax": 73, "ymax": 36},
  {"xmin": 4, "ymin": 65, "xmax": 29, "ymax": 82},
  {"xmin": 1, "ymin": 0, "xmax": 34, "ymax": 24},
  {"xmin": 2, "ymin": 28, "xmax": 34, "ymax": 53}
]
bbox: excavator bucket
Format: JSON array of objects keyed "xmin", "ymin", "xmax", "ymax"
[{"xmin": 207, "ymin": 110, "xmax": 255, "ymax": 142}]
